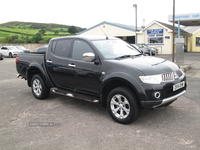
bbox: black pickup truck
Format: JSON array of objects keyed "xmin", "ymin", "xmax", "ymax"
[{"xmin": 16, "ymin": 35, "xmax": 187, "ymax": 124}]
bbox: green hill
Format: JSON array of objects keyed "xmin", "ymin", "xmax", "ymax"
[{"xmin": 0, "ymin": 21, "xmax": 86, "ymax": 43}]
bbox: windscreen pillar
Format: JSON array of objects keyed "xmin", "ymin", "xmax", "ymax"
[{"xmin": 175, "ymin": 38, "xmax": 184, "ymax": 66}]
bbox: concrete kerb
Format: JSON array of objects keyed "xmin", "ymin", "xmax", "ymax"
[
  {"xmin": 180, "ymin": 61, "xmax": 198, "ymax": 72},
  {"xmin": 180, "ymin": 64, "xmax": 192, "ymax": 72}
]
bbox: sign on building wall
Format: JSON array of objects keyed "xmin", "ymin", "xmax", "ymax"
[
  {"xmin": 147, "ymin": 29, "xmax": 163, "ymax": 34},
  {"xmin": 165, "ymin": 36, "xmax": 170, "ymax": 39}
]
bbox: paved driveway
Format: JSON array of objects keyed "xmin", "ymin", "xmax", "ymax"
[{"xmin": 0, "ymin": 56, "xmax": 200, "ymax": 150}]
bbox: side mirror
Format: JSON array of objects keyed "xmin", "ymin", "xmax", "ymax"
[{"xmin": 83, "ymin": 52, "xmax": 95, "ymax": 62}]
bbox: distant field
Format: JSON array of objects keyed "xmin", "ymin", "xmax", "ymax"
[
  {"xmin": 0, "ymin": 21, "xmax": 85, "ymax": 43},
  {"xmin": 0, "ymin": 27, "xmax": 38, "ymax": 35},
  {"xmin": 0, "ymin": 27, "xmax": 69, "ymax": 35},
  {"xmin": 0, "ymin": 27, "xmax": 70, "ymax": 43}
]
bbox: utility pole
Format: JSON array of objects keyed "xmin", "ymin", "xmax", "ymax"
[
  {"xmin": 133, "ymin": 4, "xmax": 137, "ymax": 44},
  {"xmin": 172, "ymin": 0, "xmax": 175, "ymax": 62}
]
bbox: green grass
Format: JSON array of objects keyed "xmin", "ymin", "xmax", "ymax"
[
  {"xmin": 0, "ymin": 30, "xmax": 18, "ymax": 36},
  {"xmin": 0, "ymin": 27, "xmax": 37, "ymax": 34},
  {"xmin": 0, "ymin": 21, "xmax": 85, "ymax": 43},
  {"xmin": 0, "ymin": 27, "xmax": 70, "ymax": 35},
  {"xmin": 0, "ymin": 28, "xmax": 70, "ymax": 43},
  {"xmin": 52, "ymin": 27, "xmax": 68, "ymax": 31}
]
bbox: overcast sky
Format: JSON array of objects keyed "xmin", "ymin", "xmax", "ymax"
[{"xmin": 1, "ymin": 0, "xmax": 199, "ymax": 28}]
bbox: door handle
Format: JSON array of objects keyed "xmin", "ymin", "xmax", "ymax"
[
  {"xmin": 46, "ymin": 60, "xmax": 52, "ymax": 63},
  {"xmin": 68, "ymin": 64, "xmax": 76, "ymax": 67}
]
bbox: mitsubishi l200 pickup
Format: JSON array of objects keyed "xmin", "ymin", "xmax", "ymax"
[{"xmin": 16, "ymin": 36, "xmax": 186, "ymax": 124}]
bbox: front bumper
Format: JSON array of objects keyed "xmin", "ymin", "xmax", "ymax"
[
  {"xmin": 139, "ymin": 75, "xmax": 187, "ymax": 109},
  {"xmin": 140, "ymin": 90, "xmax": 186, "ymax": 109}
]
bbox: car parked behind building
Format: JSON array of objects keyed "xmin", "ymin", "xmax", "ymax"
[
  {"xmin": 131, "ymin": 44, "xmax": 143, "ymax": 54},
  {"xmin": 137, "ymin": 44, "xmax": 158, "ymax": 56},
  {"xmin": 0, "ymin": 46, "xmax": 23, "ymax": 58},
  {"xmin": 16, "ymin": 46, "xmax": 30, "ymax": 53},
  {"xmin": 132, "ymin": 44, "xmax": 152, "ymax": 55},
  {"xmin": 34, "ymin": 45, "xmax": 48, "ymax": 52}
]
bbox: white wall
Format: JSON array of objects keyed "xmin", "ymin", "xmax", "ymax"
[
  {"xmin": 138, "ymin": 23, "xmax": 173, "ymax": 54},
  {"xmin": 0, "ymin": 43, "xmax": 48, "ymax": 52},
  {"xmin": 80, "ymin": 24, "xmax": 136, "ymax": 37}
]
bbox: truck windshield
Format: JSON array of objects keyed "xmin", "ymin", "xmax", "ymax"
[{"xmin": 92, "ymin": 39, "xmax": 141, "ymax": 59}]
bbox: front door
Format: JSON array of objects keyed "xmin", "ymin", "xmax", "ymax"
[{"xmin": 66, "ymin": 39, "xmax": 101, "ymax": 96}]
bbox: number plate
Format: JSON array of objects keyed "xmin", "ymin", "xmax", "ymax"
[{"xmin": 173, "ymin": 81, "xmax": 185, "ymax": 91}]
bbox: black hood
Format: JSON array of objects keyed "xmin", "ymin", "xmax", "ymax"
[{"xmin": 110, "ymin": 56, "xmax": 179, "ymax": 75}]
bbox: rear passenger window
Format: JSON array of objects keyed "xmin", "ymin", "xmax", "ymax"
[{"xmin": 54, "ymin": 39, "xmax": 71, "ymax": 57}]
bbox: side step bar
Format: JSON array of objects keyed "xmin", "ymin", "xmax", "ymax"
[
  {"xmin": 51, "ymin": 88, "xmax": 99, "ymax": 103},
  {"xmin": 17, "ymin": 74, "xmax": 25, "ymax": 79}
]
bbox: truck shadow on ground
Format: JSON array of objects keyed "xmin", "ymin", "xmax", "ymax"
[{"xmin": 46, "ymin": 91, "xmax": 182, "ymax": 126}]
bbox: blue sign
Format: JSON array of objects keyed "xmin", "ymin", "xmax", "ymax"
[
  {"xmin": 165, "ymin": 36, "xmax": 170, "ymax": 39},
  {"xmin": 147, "ymin": 29, "xmax": 163, "ymax": 34}
]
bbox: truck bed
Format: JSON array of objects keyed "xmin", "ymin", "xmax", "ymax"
[{"xmin": 16, "ymin": 52, "xmax": 46, "ymax": 78}]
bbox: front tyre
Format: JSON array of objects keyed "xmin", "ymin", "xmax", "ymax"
[
  {"xmin": 107, "ymin": 87, "xmax": 141, "ymax": 124},
  {"xmin": 31, "ymin": 74, "xmax": 50, "ymax": 100}
]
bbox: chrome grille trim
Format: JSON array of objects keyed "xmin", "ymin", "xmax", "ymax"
[
  {"xmin": 162, "ymin": 72, "xmax": 174, "ymax": 82},
  {"xmin": 161, "ymin": 69, "xmax": 184, "ymax": 82}
]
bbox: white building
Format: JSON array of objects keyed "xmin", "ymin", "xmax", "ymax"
[
  {"xmin": 137, "ymin": 20, "xmax": 191, "ymax": 54},
  {"xmin": 78, "ymin": 17, "xmax": 200, "ymax": 54},
  {"xmin": 77, "ymin": 21, "xmax": 141, "ymax": 44}
]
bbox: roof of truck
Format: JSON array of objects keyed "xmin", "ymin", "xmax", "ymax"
[{"xmin": 51, "ymin": 35, "xmax": 118, "ymax": 41}]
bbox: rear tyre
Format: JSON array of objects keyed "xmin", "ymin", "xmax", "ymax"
[
  {"xmin": 31, "ymin": 74, "xmax": 50, "ymax": 100},
  {"xmin": 107, "ymin": 87, "xmax": 141, "ymax": 124}
]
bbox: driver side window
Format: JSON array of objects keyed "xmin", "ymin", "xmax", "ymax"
[{"xmin": 72, "ymin": 40, "xmax": 93, "ymax": 60}]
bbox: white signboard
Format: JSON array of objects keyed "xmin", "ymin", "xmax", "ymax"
[{"xmin": 168, "ymin": 13, "xmax": 200, "ymax": 21}]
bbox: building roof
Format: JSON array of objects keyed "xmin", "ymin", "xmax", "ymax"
[
  {"xmin": 182, "ymin": 26, "xmax": 200, "ymax": 34},
  {"xmin": 139, "ymin": 20, "xmax": 191, "ymax": 36},
  {"xmin": 77, "ymin": 21, "xmax": 142, "ymax": 35}
]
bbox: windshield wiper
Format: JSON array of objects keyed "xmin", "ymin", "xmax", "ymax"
[
  {"xmin": 134, "ymin": 53, "xmax": 143, "ymax": 57},
  {"xmin": 115, "ymin": 55, "xmax": 132, "ymax": 60}
]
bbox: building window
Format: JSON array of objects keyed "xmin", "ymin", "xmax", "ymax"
[
  {"xmin": 148, "ymin": 34, "xmax": 163, "ymax": 44},
  {"xmin": 196, "ymin": 37, "xmax": 200, "ymax": 46}
]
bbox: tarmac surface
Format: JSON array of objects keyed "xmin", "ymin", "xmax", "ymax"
[
  {"xmin": 0, "ymin": 52, "xmax": 199, "ymax": 150},
  {"xmin": 157, "ymin": 52, "xmax": 200, "ymax": 73}
]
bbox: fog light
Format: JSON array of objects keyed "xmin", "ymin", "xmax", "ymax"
[{"xmin": 154, "ymin": 92, "xmax": 161, "ymax": 99}]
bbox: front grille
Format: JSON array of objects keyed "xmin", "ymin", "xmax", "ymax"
[
  {"xmin": 162, "ymin": 72, "xmax": 174, "ymax": 82},
  {"xmin": 161, "ymin": 69, "xmax": 184, "ymax": 82}
]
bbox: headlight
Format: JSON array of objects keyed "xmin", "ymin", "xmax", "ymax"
[
  {"xmin": 180, "ymin": 68, "xmax": 185, "ymax": 76},
  {"xmin": 139, "ymin": 74, "xmax": 162, "ymax": 84}
]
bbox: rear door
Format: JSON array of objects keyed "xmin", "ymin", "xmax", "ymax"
[{"xmin": 46, "ymin": 39, "xmax": 72, "ymax": 88}]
